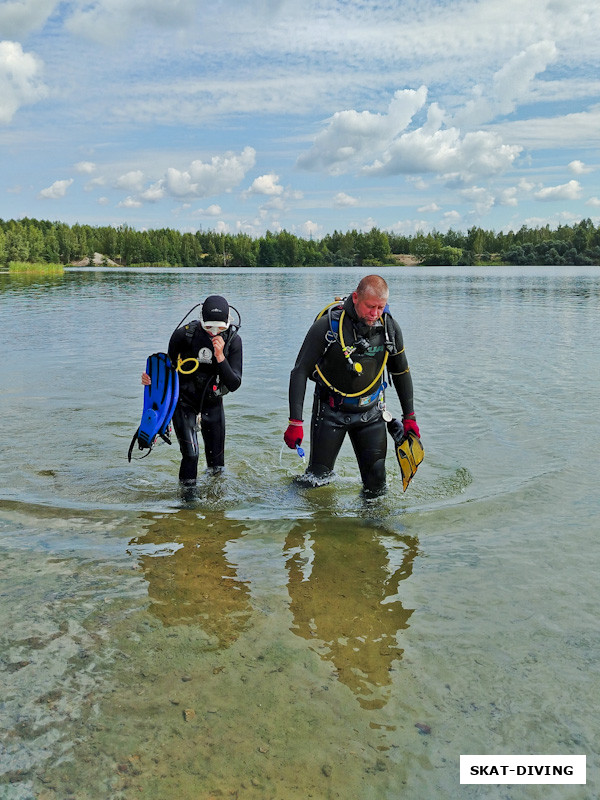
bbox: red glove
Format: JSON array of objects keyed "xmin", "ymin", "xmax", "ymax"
[
  {"xmin": 403, "ymin": 417, "xmax": 420, "ymax": 438},
  {"xmin": 284, "ymin": 419, "xmax": 303, "ymax": 449}
]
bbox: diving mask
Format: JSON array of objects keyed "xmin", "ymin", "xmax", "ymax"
[{"xmin": 201, "ymin": 319, "xmax": 230, "ymax": 336}]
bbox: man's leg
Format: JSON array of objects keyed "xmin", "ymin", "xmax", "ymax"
[
  {"xmin": 199, "ymin": 401, "xmax": 226, "ymax": 472},
  {"xmin": 349, "ymin": 407, "xmax": 387, "ymax": 496},
  {"xmin": 303, "ymin": 393, "xmax": 347, "ymax": 485},
  {"xmin": 172, "ymin": 402, "xmax": 200, "ymax": 484}
]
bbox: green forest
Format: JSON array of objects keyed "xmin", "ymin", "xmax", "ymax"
[{"xmin": 2, "ymin": 216, "xmax": 600, "ymax": 268}]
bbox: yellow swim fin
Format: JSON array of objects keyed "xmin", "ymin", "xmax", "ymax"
[{"xmin": 394, "ymin": 430, "xmax": 424, "ymax": 491}]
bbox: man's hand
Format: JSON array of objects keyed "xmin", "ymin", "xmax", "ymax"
[
  {"xmin": 403, "ymin": 417, "xmax": 420, "ymax": 438},
  {"xmin": 211, "ymin": 335, "xmax": 225, "ymax": 362},
  {"xmin": 284, "ymin": 419, "xmax": 304, "ymax": 449}
]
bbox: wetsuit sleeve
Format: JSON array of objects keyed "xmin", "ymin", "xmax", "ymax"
[
  {"xmin": 387, "ymin": 319, "xmax": 415, "ymax": 418},
  {"xmin": 217, "ymin": 334, "xmax": 242, "ymax": 392},
  {"xmin": 288, "ymin": 318, "xmax": 329, "ymax": 420}
]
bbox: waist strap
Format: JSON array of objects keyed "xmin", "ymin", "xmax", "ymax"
[{"xmin": 320, "ymin": 383, "xmax": 384, "ymax": 408}]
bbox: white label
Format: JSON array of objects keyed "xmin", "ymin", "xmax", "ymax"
[{"xmin": 460, "ymin": 755, "xmax": 586, "ymax": 784}]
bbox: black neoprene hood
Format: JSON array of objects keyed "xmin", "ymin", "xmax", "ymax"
[{"xmin": 202, "ymin": 295, "xmax": 229, "ymax": 322}]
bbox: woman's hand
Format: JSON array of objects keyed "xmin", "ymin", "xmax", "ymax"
[{"xmin": 141, "ymin": 372, "xmax": 151, "ymax": 385}]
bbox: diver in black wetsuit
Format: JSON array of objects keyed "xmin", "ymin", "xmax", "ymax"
[
  {"xmin": 142, "ymin": 295, "xmax": 242, "ymax": 486},
  {"xmin": 283, "ymin": 275, "xmax": 419, "ymax": 497}
]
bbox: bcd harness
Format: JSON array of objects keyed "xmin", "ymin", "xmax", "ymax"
[
  {"xmin": 313, "ymin": 298, "xmax": 406, "ymax": 404},
  {"xmin": 175, "ymin": 319, "xmax": 239, "ymax": 399}
]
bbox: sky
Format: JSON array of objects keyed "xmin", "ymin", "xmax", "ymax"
[{"xmin": 1, "ymin": 0, "xmax": 600, "ymax": 239}]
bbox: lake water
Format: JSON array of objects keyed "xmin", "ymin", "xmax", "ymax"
[{"xmin": 0, "ymin": 265, "xmax": 598, "ymax": 800}]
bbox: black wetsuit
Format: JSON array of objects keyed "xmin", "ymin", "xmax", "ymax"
[
  {"xmin": 289, "ymin": 296, "xmax": 414, "ymax": 495},
  {"xmin": 168, "ymin": 321, "xmax": 242, "ymax": 483}
]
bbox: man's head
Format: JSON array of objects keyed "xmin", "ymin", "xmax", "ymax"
[
  {"xmin": 201, "ymin": 295, "xmax": 230, "ymax": 336},
  {"xmin": 352, "ymin": 275, "xmax": 389, "ymax": 326}
]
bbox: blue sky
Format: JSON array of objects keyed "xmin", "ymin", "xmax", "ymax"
[{"xmin": 1, "ymin": 0, "xmax": 599, "ymax": 238}]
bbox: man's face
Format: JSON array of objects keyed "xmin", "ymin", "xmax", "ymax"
[{"xmin": 352, "ymin": 290, "xmax": 388, "ymax": 326}]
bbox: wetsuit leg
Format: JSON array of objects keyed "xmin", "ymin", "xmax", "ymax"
[
  {"xmin": 172, "ymin": 401, "xmax": 200, "ymax": 483},
  {"xmin": 305, "ymin": 393, "xmax": 347, "ymax": 484},
  {"xmin": 199, "ymin": 400, "xmax": 225, "ymax": 471},
  {"xmin": 348, "ymin": 407, "xmax": 387, "ymax": 496}
]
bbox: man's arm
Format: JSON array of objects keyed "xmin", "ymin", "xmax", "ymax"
[
  {"xmin": 216, "ymin": 334, "xmax": 242, "ymax": 392},
  {"xmin": 167, "ymin": 327, "xmax": 183, "ymax": 365},
  {"xmin": 387, "ymin": 319, "xmax": 415, "ymax": 419},
  {"xmin": 288, "ymin": 317, "xmax": 329, "ymax": 420}
]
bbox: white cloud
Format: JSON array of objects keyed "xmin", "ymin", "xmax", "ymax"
[
  {"xmin": 245, "ymin": 173, "xmax": 284, "ymax": 196},
  {"xmin": 568, "ymin": 159, "xmax": 594, "ymax": 175},
  {"xmin": 300, "ymin": 220, "xmax": 321, "ymax": 238},
  {"xmin": 492, "ymin": 106, "xmax": 600, "ymax": 149},
  {"xmin": 456, "ymin": 41, "xmax": 558, "ymax": 128},
  {"xmin": 585, "ymin": 196, "xmax": 600, "ymax": 207},
  {"xmin": 164, "ymin": 168, "xmax": 195, "ymax": 198},
  {"xmin": 85, "ymin": 176, "xmax": 106, "ymax": 191},
  {"xmin": 107, "ymin": 148, "xmax": 257, "ymax": 207},
  {"xmin": 267, "ymin": 197, "xmax": 287, "ymax": 211},
  {"xmin": 361, "ymin": 217, "xmax": 378, "ymax": 230},
  {"xmin": 75, "ymin": 161, "xmax": 96, "ymax": 174},
  {"xmin": 418, "ymin": 202, "xmax": 440, "ymax": 213},
  {"xmin": 389, "ymin": 218, "xmax": 431, "ymax": 236},
  {"xmin": 297, "ymin": 86, "xmax": 428, "ymax": 174},
  {"xmin": 255, "ymin": 184, "xmax": 303, "ymax": 215},
  {"xmin": 365, "ymin": 126, "xmax": 520, "ymax": 181},
  {"xmin": 0, "ymin": 0, "xmax": 58, "ymax": 38},
  {"xmin": 460, "ymin": 185, "xmax": 495, "ymax": 214},
  {"xmin": 518, "ymin": 178, "xmax": 536, "ymax": 192},
  {"xmin": 115, "ymin": 170, "xmax": 145, "ymax": 192},
  {"xmin": 66, "ymin": 0, "xmax": 198, "ymax": 44},
  {"xmin": 410, "ymin": 177, "xmax": 429, "ymax": 191},
  {"xmin": 443, "ymin": 210, "xmax": 462, "ymax": 225},
  {"xmin": 523, "ymin": 211, "xmax": 581, "ymax": 229},
  {"xmin": 0, "ymin": 41, "xmax": 47, "ymax": 124},
  {"xmin": 140, "ymin": 182, "xmax": 165, "ymax": 202},
  {"xmin": 118, "ymin": 196, "xmax": 142, "ymax": 208},
  {"xmin": 333, "ymin": 192, "xmax": 359, "ymax": 207},
  {"xmin": 298, "ymin": 86, "xmax": 520, "ymax": 183},
  {"xmin": 498, "ymin": 187, "xmax": 519, "ymax": 206},
  {"xmin": 164, "ymin": 147, "xmax": 256, "ymax": 199},
  {"xmin": 197, "ymin": 204, "xmax": 222, "ymax": 216},
  {"xmin": 38, "ymin": 178, "xmax": 73, "ymax": 199},
  {"xmin": 235, "ymin": 219, "xmax": 254, "ymax": 235},
  {"xmin": 534, "ymin": 179, "xmax": 582, "ymax": 201}
]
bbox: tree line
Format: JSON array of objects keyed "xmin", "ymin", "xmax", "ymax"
[{"xmin": 1, "ymin": 217, "xmax": 600, "ymax": 267}]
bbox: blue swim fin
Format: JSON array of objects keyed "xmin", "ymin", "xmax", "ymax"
[
  {"xmin": 158, "ymin": 364, "xmax": 179, "ymax": 445},
  {"xmin": 128, "ymin": 353, "xmax": 179, "ymax": 461}
]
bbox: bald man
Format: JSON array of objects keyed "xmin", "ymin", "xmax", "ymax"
[{"xmin": 284, "ymin": 275, "xmax": 419, "ymax": 497}]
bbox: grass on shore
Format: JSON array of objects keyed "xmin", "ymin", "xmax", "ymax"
[{"xmin": 8, "ymin": 261, "xmax": 64, "ymax": 274}]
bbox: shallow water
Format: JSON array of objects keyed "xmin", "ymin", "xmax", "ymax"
[{"xmin": 1, "ymin": 265, "xmax": 599, "ymax": 799}]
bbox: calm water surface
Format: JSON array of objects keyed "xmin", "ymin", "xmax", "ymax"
[{"xmin": 0, "ymin": 266, "xmax": 598, "ymax": 799}]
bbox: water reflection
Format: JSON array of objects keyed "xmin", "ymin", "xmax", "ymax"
[
  {"xmin": 129, "ymin": 509, "xmax": 419, "ymax": 711},
  {"xmin": 129, "ymin": 510, "xmax": 252, "ymax": 648},
  {"xmin": 284, "ymin": 520, "xmax": 418, "ymax": 710}
]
